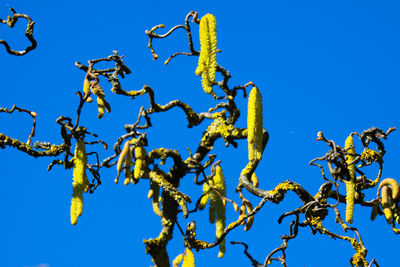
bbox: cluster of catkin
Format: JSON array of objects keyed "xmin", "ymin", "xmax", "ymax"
[
  {"xmin": 237, "ymin": 192, "xmax": 255, "ymax": 232},
  {"xmin": 373, "ymin": 178, "xmax": 400, "ymax": 227},
  {"xmin": 70, "ymin": 138, "xmax": 148, "ymax": 225},
  {"xmin": 83, "ymin": 76, "xmax": 111, "ymax": 119},
  {"xmin": 115, "ymin": 139, "xmax": 147, "ymax": 185},
  {"xmin": 199, "ymin": 165, "xmax": 226, "ymax": 258},
  {"xmin": 340, "ymin": 133, "xmax": 400, "ymax": 229},
  {"xmin": 195, "ymin": 14, "xmax": 217, "ymax": 95}
]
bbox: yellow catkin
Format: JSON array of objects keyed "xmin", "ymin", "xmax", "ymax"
[
  {"xmin": 344, "ymin": 135, "xmax": 356, "ymax": 224},
  {"xmin": 97, "ymin": 96, "xmax": 105, "ymax": 119},
  {"xmin": 195, "ymin": 13, "xmax": 217, "ymax": 95},
  {"xmin": 71, "ymin": 185, "xmax": 84, "ymax": 226},
  {"xmin": 251, "ymin": 172, "xmax": 259, "ymax": 188},
  {"xmin": 134, "ymin": 146, "xmax": 147, "ymax": 179},
  {"xmin": 82, "ymin": 78, "xmax": 92, "ymax": 102},
  {"xmin": 381, "ymin": 185, "xmax": 393, "ymax": 224},
  {"xmin": 239, "ymin": 204, "xmax": 247, "ymax": 225},
  {"xmin": 247, "ymin": 86, "xmax": 263, "ymax": 161},
  {"xmin": 211, "ymin": 165, "xmax": 226, "ymax": 258},
  {"xmin": 71, "ymin": 138, "xmax": 89, "ymax": 225},
  {"xmin": 92, "ymin": 86, "xmax": 111, "ymax": 119},
  {"xmin": 124, "ymin": 146, "xmax": 134, "ymax": 185},
  {"xmin": 83, "ymin": 79, "xmax": 90, "ymax": 96},
  {"xmin": 172, "ymin": 253, "xmax": 184, "ymax": 267},
  {"xmin": 199, "ymin": 181, "xmax": 210, "ymax": 210},
  {"xmin": 216, "ymin": 217, "xmax": 225, "ymax": 258},
  {"xmin": 115, "ymin": 140, "xmax": 131, "ymax": 184},
  {"xmin": 182, "ymin": 248, "xmax": 195, "ymax": 267},
  {"xmin": 243, "ymin": 200, "xmax": 254, "ymax": 231},
  {"xmin": 152, "ymin": 196, "xmax": 163, "ymax": 217},
  {"xmin": 128, "ymin": 141, "xmax": 139, "ymax": 184},
  {"xmin": 150, "ymin": 182, "xmax": 163, "ymax": 217},
  {"xmin": 148, "ymin": 187, "xmax": 154, "ymax": 199},
  {"xmin": 232, "ymin": 202, "xmax": 239, "ymax": 212},
  {"xmin": 378, "ymin": 178, "xmax": 399, "ymax": 201}
]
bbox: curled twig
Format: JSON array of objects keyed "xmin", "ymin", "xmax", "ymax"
[
  {"xmin": 230, "ymin": 241, "xmax": 263, "ymax": 267},
  {"xmin": 0, "ymin": 7, "xmax": 37, "ymax": 56},
  {"xmin": 145, "ymin": 11, "xmax": 199, "ymax": 63},
  {"xmin": 0, "ymin": 104, "xmax": 38, "ymax": 146}
]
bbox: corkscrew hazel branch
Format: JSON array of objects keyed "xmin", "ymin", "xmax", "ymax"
[
  {"xmin": 306, "ymin": 215, "xmax": 370, "ymax": 267},
  {"xmin": 0, "ymin": 7, "xmax": 37, "ymax": 56},
  {"xmin": 230, "ymin": 241, "xmax": 263, "ymax": 267},
  {"xmin": 6, "ymin": 13, "xmax": 389, "ymax": 266},
  {"xmin": 0, "ymin": 133, "xmax": 68, "ymax": 158},
  {"xmin": 86, "ymin": 159, "xmax": 102, "ymax": 193},
  {"xmin": 149, "ymin": 165, "xmax": 191, "ymax": 218},
  {"xmin": 264, "ymin": 213, "xmax": 300, "ymax": 267},
  {"xmin": 3, "ymin": 9, "xmax": 398, "ymax": 266},
  {"xmin": 119, "ymin": 84, "xmax": 223, "ymax": 129},
  {"xmin": 0, "ymin": 104, "xmax": 38, "ymax": 147},
  {"xmin": 185, "ymin": 196, "xmax": 269, "ymax": 251},
  {"xmin": 145, "ymin": 11, "xmax": 199, "ymax": 62},
  {"xmin": 310, "ymin": 128, "xmax": 395, "ymax": 206},
  {"xmin": 237, "ymin": 179, "xmax": 377, "ymax": 267},
  {"xmin": 75, "ymin": 51, "xmax": 132, "ymax": 96},
  {"xmin": 359, "ymin": 127, "xmax": 396, "ymax": 157},
  {"xmin": 368, "ymin": 259, "xmax": 380, "ymax": 267}
]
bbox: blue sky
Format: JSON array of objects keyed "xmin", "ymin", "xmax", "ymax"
[{"xmin": 1, "ymin": 1, "xmax": 400, "ymax": 266}]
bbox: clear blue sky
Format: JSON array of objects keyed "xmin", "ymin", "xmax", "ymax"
[{"xmin": 1, "ymin": 1, "xmax": 400, "ymax": 266}]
